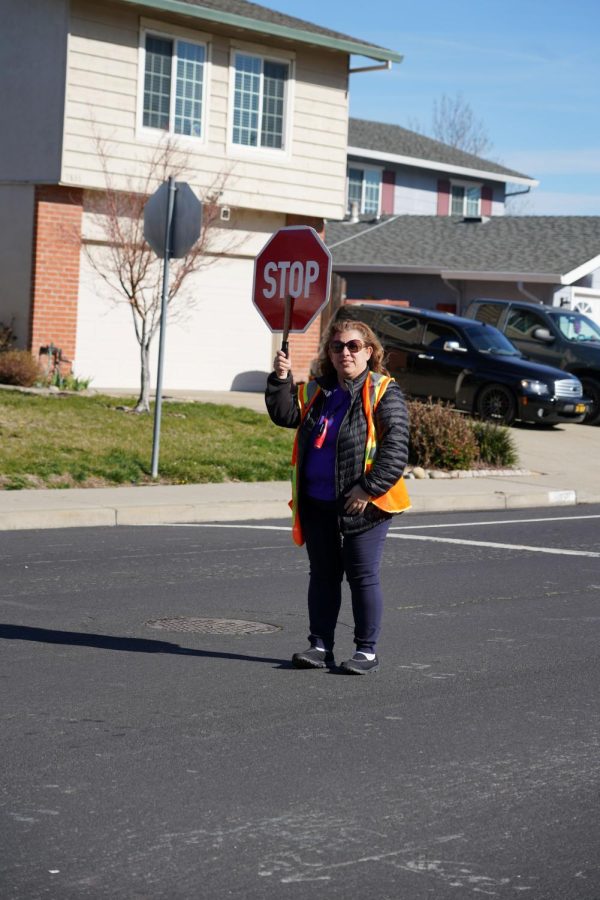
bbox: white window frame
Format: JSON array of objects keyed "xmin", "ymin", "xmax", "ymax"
[
  {"xmin": 227, "ymin": 42, "xmax": 294, "ymax": 159},
  {"xmin": 449, "ymin": 180, "xmax": 482, "ymax": 217},
  {"xmin": 346, "ymin": 165, "xmax": 383, "ymax": 216},
  {"xmin": 137, "ymin": 21, "xmax": 210, "ymax": 145}
]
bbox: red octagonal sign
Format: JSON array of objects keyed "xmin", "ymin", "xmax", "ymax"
[{"xmin": 252, "ymin": 225, "xmax": 332, "ymax": 332}]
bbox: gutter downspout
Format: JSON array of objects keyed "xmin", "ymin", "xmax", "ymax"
[
  {"xmin": 517, "ymin": 281, "xmax": 542, "ymax": 304},
  {"xmin": 441, "ymin": 277, "xmax": 462, "ymax": 314},
  {"xmin": 349, "ymin": 60, "xmax": 393, "ymax": 74}
]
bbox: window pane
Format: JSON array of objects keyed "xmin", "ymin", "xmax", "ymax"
[
  {"xmin": 175, "ymin": 40, "xmax": 205, "ymax": 137},
  {"xmin": 233, "ymin": 54, "xmax": 260, "ymax": 146},
  {"xmin": 347, "ymin": 168, "xmax": 363, "ymax": 212},
  {"xmin": 466, "ymin": 185, "xmax": 481, "ymax": 216},
  {"xmin": 451, "ymin": 185, "xmax": 464, "ymax": 216},
  {"xmin": 261, "ymin": 61, "xmax": 287, "ymax": 148},
  {"xmin": 363, "ymin": 169, "xmax": 380, "ymax": 214},
  {"xmin": 143, "ymin": 36, "xmax": 172, "ymax": 130}
]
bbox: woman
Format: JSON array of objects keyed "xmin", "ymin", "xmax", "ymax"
[{"xmin": 265, "ymin": 315, "xmax": 410, "ymax": 674}]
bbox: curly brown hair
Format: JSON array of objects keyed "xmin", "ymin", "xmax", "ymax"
[{"xmin": 315, "ymin": 316, "xmax": 389, "ymax": 379}]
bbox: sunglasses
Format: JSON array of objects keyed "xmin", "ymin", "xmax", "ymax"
[{"xmin": 329, "ymin": 339, "xmax": 366, "ymax": 354}]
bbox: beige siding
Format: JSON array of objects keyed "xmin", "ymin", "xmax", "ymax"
[{"xmin": 63, "ymin": 0, "xmax": 349, "ymax": 219}]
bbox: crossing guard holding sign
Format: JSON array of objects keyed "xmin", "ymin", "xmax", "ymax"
[
  {"xmin": 263, "ymin": 281, "xmax": 410, "ymax": 675},
  {"xmin": 252, "ymin": 225, "xmax": 332, "ymax": 353}
]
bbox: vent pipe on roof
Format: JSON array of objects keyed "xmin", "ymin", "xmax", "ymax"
[{"xmin": 348, "ymin": 201, "xmax": 360, "ymax": 224}]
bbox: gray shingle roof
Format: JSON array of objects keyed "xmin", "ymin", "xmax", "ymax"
[
  {"xmin": 326, "ymin": 215, "xmax": 600, "ymax": 280},
  {"xmin": 349, "ymin": 118, "xmax": 534, "ymax": 182},
  {"xmin": 139, "ymin": 0, "xmax": 400, "ymax": 59}
]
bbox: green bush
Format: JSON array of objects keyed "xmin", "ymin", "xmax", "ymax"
[
  {"xmin": 0, "ymin": 350, "xmax": 42, "ymax": 387},
  {"xmin": 408, "ymin": 399, "xmax": 479, "ymax": 470},
  {"xmin": 407, "ymin": 399, "xmax": 518, "ymax": 470},
  {"xmin": 472, "ymin": 421, "xmax": 518, "ymax": 468}
]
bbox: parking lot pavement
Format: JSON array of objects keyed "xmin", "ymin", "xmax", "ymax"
[{"xmin": 0, "ymin": 391, "xmax": 599, "ymax": 531}]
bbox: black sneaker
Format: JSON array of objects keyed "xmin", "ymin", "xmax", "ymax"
[
  {"xmin": 340, "ymin": 653, "xmax": 379, "ymax": 674},
  {"xmin": 292, "ymin": 647, "xmax": 334, "ymax": 669}
]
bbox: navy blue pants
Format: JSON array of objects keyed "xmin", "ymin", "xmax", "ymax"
[{"xmin": 301, "ymin": 497, "xmax": 390, "ymax": 654}]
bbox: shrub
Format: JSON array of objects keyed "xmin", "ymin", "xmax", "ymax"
[
  {"xmin": 0, "ymin": 321, "xmax": 17, "ymax": 352},
  {"xmin": 472, "ymin": 421, "xmax": 518, "ymax": 468},
  {"xmin": 408, "ymin": 399, "xmax": 479, "ymax": 470},
  {"xmin": 0, "ymin": 350, "xmax": 42, "ymax": 387}
]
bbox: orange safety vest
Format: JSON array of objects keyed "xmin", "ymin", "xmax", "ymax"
[{"xmin": 289, "ymin": 371, "xmax": 411, "ymax": 546}]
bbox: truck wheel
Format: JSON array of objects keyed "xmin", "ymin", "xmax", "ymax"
[
  {"xmin": 476, "ymin": 384, "xmax": 516, "ymax": 425},
  {"xmin": 580, "ymin": 377, "xmax": 600, "ymax": 425}
]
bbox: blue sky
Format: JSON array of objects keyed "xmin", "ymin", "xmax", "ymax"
[{"xmin": 270, "ymin": 0, "xmax": 600, "ymax": 215}]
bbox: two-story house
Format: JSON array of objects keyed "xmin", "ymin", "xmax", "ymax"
[
  {"xmin": 0, "ymin": 0, "xmax": 401, "ymax": 391},
  {"xmin": 328, "ymin": 119, "xmax": 600, "ymax": 322}
]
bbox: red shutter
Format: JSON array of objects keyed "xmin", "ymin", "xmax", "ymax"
[
  {"xmin": 481, "ymin": 185, "xmax": 493, "ymax": 216},
  {"xmin": 437, "ymin": 179, "xmax": 450, "ymax": 216},
  {"xmin": 381, "ymin": 170, "xmax": 395, "ymax": 215}
]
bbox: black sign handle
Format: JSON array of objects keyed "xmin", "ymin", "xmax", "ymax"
[{"xmin": 281, "ymin": 295, "xmax": 294, "ymax": 356}]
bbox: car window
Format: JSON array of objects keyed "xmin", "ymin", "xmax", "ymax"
[
  {"xmin": 553, "ymin": 312, "xmax": 600, "ymax": 342},
  {"xmin": 466, "ymin": 323, "xmax": 521, "ymax": 356},
  {"xmin": 505, "ymin": 308, "xmax": 549, "ymax": 341},
  {"xmin": 381, "ymin": 313, "xmax": 423, "ymax": 345},
  {"xmin": 422, "ymin": 322, "xmax": 462, "ymax": 349},
  {"xmin": 472, "ymin": 303, "xmax": 502, "ymax": 327}
]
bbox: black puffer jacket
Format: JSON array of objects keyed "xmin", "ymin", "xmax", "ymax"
[{"xmin": 265, "ymin": 366, "xmax": 410, "ymax": 535}]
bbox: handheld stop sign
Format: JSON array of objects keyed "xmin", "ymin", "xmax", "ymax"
[{"xmin": 252, "ymin": 225, "xmax": 332, "ymax": 354}]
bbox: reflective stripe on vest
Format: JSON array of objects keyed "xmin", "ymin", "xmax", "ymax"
[{"xmin": 289, "ymin": 372, "xmax": 410, "ymax": 546}]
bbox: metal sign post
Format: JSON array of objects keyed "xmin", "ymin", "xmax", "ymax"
[
  {"xmin": 144, "ymin": 179, "xmax": 202, "ymax": 478},
  {"xmin": 150, "ymin": 176, "xmax": 176, "ymax": 479}
]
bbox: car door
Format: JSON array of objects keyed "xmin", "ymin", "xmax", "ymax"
[
  {"xmin": 409, "ymin": 320, "xmax": 469, "ymax": 401},
  {"xmin": 374, "ymin": 311, "xmax": 424, "ymax": 394},
  {"xmin": 504, "ymin": 306, "xmax": 564, "ymax": 368}
]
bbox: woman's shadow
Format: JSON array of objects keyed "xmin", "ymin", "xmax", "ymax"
[{"xmin": 0, "ymin": 623, "xmax": 292, "ymax": 668}]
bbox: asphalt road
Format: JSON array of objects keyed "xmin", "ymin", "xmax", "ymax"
[{"xmin": 1, "ymin": 507, "xmax": 600, "ymax": 899}]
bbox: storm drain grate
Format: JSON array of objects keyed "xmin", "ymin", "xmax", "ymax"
[{"xmin": 145, "ymin": 617, "xmax": 281, "ymax": 635}]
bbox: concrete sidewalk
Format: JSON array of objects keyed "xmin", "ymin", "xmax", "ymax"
[{"xmin": 1, "ymin": 391, "xmax": 599, "ymax": 531}]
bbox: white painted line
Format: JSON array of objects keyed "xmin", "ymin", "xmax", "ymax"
[
  {"xmin": 164, "ymin": 523, "xmax": 290, "ymax": 531},
  {"xmin": 387, "ymin": 533, "xmax": 600, "ymax": 557},
  {"xmin": 164, "ymin": 521, "xmax": 600, "ymax": 557},
  {"xmin": 390, "ymin": 513, "xmax": 600, "ymax": 531}
]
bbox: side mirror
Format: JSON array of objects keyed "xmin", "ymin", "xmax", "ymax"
[
  {"xmin": 532, "ymin": 327, "xmax": 554, "ymax": 343},
  {"xmin": 443, "ymin": 340, "xmax": 467, "ymax": 353}
]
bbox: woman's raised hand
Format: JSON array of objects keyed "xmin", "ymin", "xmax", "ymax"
[{"xmin": 273, "ymin": 349, "xmax": 291, "ymax": 379}]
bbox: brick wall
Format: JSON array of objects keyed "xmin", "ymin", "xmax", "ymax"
[{"xmin": 30, "ymin": 185, "xmax": 83, "ymax": 373}]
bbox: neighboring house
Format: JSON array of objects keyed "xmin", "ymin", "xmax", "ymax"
[
  {"xmin": 0, "ymin": 0, "xmax": 400, "ymax": 390},
  {"xmin": 346, "ymin": 118, "xmax": 537, "ymax": 219},
  {"xmin": 330, "ymin": 119, "xmax": 600, "ymax": 324}
]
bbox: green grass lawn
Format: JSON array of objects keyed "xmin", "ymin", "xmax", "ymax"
[{"xmin": 0, "ymin": 390, "xmax": 294, "ymax": 489}]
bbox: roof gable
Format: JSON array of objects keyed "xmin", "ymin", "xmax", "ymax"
[
  {"xmin": 116, "ymin": 0, "xmax": 402, "ymax": 62},
  {"xmin": 348, "ymin": 118, "xmax": 536, "ymax": 186}
]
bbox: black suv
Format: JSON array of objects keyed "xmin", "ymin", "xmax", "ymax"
[
  {"xmin": 343, "ymin": 304, "xmax": 589, "ymax": 426},
  {"xmin": 465, "ymin": 298, "xmax": 600, "ymax": 424}
]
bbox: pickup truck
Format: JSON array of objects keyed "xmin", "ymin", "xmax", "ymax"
[{"xmin": 464, "ymin": 299, "xmax": 600, "ymax": 424}]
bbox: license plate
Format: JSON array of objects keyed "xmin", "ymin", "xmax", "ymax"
[{"xmin": 575, "ymin": 403, "xmax": 586, "ymax": 413}]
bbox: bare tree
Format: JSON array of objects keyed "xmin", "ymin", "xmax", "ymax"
[
  {"xmin": 83, "ymin": 138, "xmax": 234, "ymax": 412},
  {"xmin": 409, "ymin": 92, "xmax": 492, "ymax": 158}
]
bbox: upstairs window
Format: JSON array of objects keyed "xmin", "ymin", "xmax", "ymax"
[
  {"xmin": 143, "ymin": 34, "xmax": 206, "ymax": 137},
  {"xmin": 232, "ymin": 53, "xmax": 289, "ymax": 149},
  {"xmin": 451, "ymin": 183, "xmax": 481, "ymax": 216},
  {"xmin": 347, "ymin": 167, "xmax": 381, "ymax": 215}
]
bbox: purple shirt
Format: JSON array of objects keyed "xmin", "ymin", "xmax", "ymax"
[{"xmin": 303, "ymin": 386, "xmax": 352, "ymax": 501}]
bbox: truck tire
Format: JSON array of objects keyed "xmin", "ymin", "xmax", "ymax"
[
  {"xmin": 476, "ymin": 384, "xmax": 516, "ymax": 425},
  {"xmin": 580, "ymin": 377, "xmax": 600, "ymax": 425}
]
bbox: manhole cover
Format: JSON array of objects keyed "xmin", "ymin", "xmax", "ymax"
[{"xmin": 145, "ymin": 617, "xmax": 281, "ymax": 635}]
